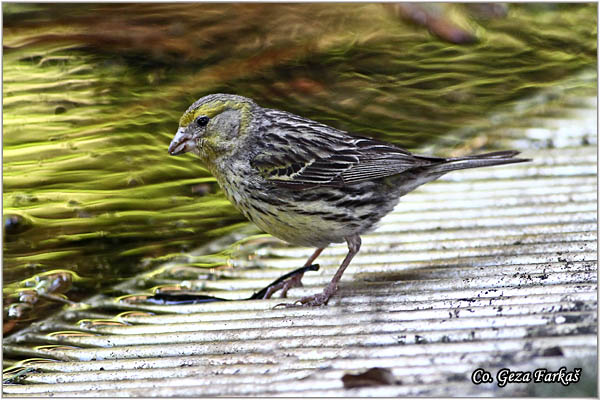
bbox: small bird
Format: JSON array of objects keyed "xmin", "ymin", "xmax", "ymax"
[{"xmin": 169, "ymin": 94, "xmax": 529, "ymax": 306}]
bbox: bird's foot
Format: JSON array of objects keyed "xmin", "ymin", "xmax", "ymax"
[
  {"xmin": 294, "ymin": 291, "xmax": 332, "ymax": 307},
  {"xmin": 250, "ymin": 264, "xmax": 319, "ymax": 300},
  {"xmin": 263, "ymin": 272, "xmax": 304, "ymax": 299},
  {"xmin": 275, "ymin": 286, "xmax": 336, "ymax": 308},
  {"xmin": 279, "ymin": 272, "xmax": 305, "ymax": 298}
]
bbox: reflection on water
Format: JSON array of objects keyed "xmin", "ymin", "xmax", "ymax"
[{"xmin": 2, "ymin": 3, "xmax": 597, "ymax": 334}]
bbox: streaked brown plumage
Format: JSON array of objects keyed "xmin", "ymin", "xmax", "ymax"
[{"xmin": 169, "ymin": 94, "xmax": 530, "ymax": 306}]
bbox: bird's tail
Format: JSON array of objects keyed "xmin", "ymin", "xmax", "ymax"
[{"xmin": 424, "ymin": 150, "xmax": 530, "ymax": 174}]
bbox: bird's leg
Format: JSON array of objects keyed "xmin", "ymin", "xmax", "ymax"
[
  {"xmin": 294, "ymin": 234, "xmax": 361, "ymax": 307},
  {"xmin": 261, "ymin": 247, "xmax": 325, "ymax": 299}
]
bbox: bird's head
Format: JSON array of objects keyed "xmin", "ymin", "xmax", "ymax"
[{"xmin": 168, "ymin": 93, "xmax": 257, "ymax": 161}]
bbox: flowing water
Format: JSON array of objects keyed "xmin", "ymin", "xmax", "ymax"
[{"xmin": 2, "ymin": 3, "xmax": 597, "ymax": 335}]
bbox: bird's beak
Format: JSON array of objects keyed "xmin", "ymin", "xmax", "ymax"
[{"xmin": 168, "ymin": 127, "xmax": 195, "ymax": 156}]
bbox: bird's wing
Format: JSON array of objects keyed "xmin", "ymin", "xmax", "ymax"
[{"xmin": 250, "ymin": 111, "xmax": 436, "ymax": 189}]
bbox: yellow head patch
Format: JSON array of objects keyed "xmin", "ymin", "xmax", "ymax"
[
  {"xmin": 179, "ymin": 102, "xmax": 227, "ymax": 128},
  {"xmin": 179, "ymin": 98, "xmax": 254, "ymax": 136}
]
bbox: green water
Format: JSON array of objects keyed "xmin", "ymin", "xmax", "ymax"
[{"xmin": 2, "ymin": 3, "xmax": 597, "ymax": 334}]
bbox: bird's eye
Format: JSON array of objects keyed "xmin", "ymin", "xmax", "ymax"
[{"xmin": 195, "ymin": 116, "xmax": 210, "ymax": 127}]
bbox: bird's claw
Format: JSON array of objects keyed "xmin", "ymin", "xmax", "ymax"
[
  {"xmin": 251, "ymin": 264, "xmax": 319, "ymax": 300},
  {"xmin": 279, "ymin": 273, "xmax": 304, "ymax": 298},
  {"xmin": 273, "ymin": 292, "xmax": 331, "ymax": 308},
  {"xmin": 262, "ymin": 271, "xmax": 304, "ymax": 299}
]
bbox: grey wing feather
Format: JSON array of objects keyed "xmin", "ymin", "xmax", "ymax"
[{"xmin": 251, "ymin": 112, "xmax": 430, "ymax": 188}]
